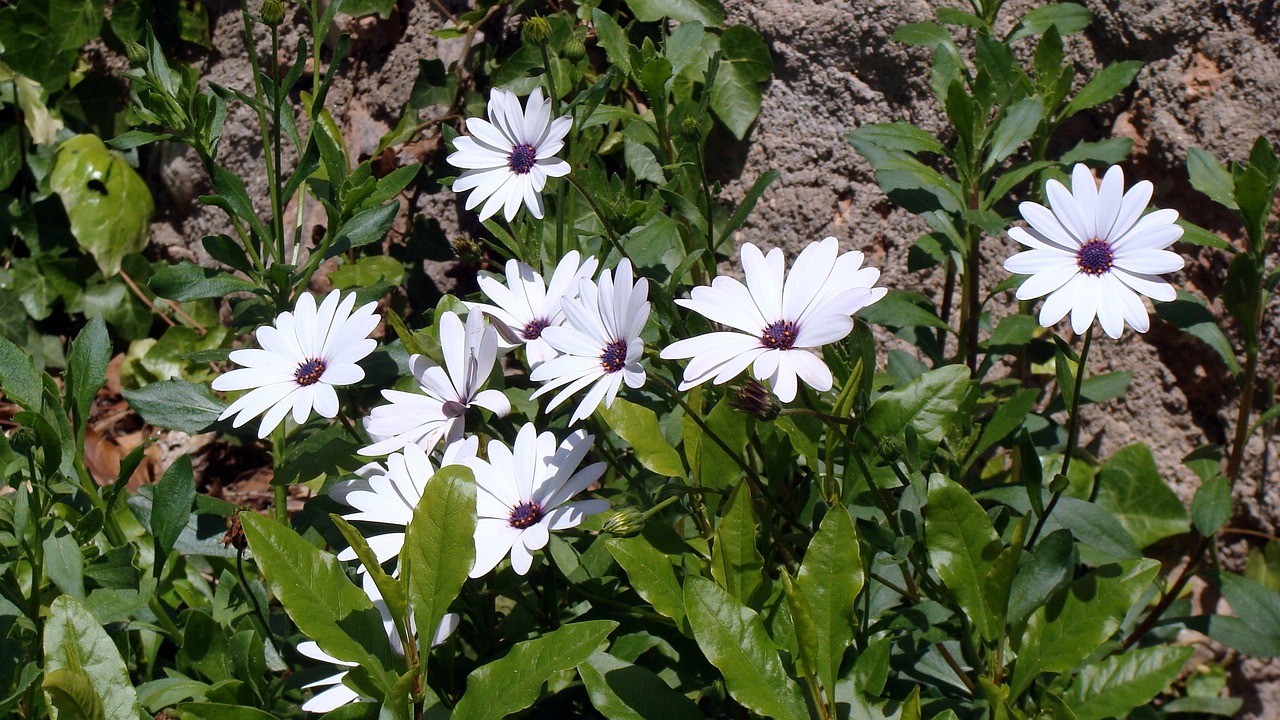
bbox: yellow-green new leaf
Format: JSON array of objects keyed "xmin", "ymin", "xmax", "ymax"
[
  {"xmin": 43, "ymin": 595, "xmax": 142, "ymax": 720},
  {"xmin": 50, "ymin": 134, "xmax": 154, "ymax": 277}
]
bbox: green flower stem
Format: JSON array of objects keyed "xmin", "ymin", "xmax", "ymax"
[
  {"xmin": 565, "ymin": 174, "xmax": 632, "ymax": 265},
  {"xmin": 271, "ymin": 425, "xmax": 289, "ymax": 525},
  {"xmin": 1027, "ymin": 325, "xmax": 1093, "ymax": 548},
  {"xmin": 240, "ymin": 3, "xmax": 284, "ymax": 266},
  {"xmin": 693, "ymin": 140, "xmax": 717, "ymax": 280},
  {"xmin": 649, "ymin": 374, "xmax": 804, "ymax": 544},
  {"xmin": 271, "ymin": 23, "xmax": 287, "ymax": 265}
]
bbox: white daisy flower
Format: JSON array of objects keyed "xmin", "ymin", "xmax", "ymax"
[
  {"xmin": 1004, "ymin": 163, "xmax": 1184, "ymax": 339},
  {"xmin": 660, "ymin": 237, "xmax": 886, "ymax": 403},
  {"xmin": 332, "ymin": 438, "xmax": 479, "ymax": 567},
  {"xmin": 529, "ymin": 259, "xmax": 650, "ymax": 424},
  {"xmin": 298, "ymin": 574, "xmax": 460, "ymax": 713},
  {"xmin": 361, "ymin": 310, "xmax": 510, "ymax": 456},
  {"xmin": 212, "ymin": 290, "xmax": 379, "ymax": 439},
  {"xmin": 468, "ymin": 250, "xmax": 599, "ymax": 369},
  {"xmin": 465, "ymin": 423, "xmax": 609, "ymax": 577},
  {"xmin": 447, "ymin": 87, "xmax": 572, "ymax": 222}
]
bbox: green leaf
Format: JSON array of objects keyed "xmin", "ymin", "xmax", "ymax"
[
  {"xmin": 1062, "ymin": 645, "xmax": 1194, "ymax": 720},
  {"xmin": 149, "ymin": 262, "xmax": 260, "ymax": 301},
  {"xmin": 711, "ymin": 483, "xmax": 763, "ymax": 602},
  {"xmin": 779, "ymin": 570, "xmax": 820, "ymax": 679},
  {"xmin": 1218, "ymin": 573, "xmax": 1280, "ymax": 643},
  {"xmin": 65, "ymin": 315, "xmax": 109, "ymax": 437},
  {"xmin": 1062, "ymin": 61, "xmax": 1143, "ymax": 118},
  {"xmin": 1222, "ymin": 252, "xmax": 1262, "ymax": 348},
  {"xmin": 49, "ymin": 135, "xmax": 154, "ymax": 277},
  {"xmin": 626, "ymin": 0, "xmax": 723, "ymax": 26},
  {"xmin": 1008, "ymin": 3, "xmax": 1092, "ymax": 41},
  {"xmin": 856, "ymin": 289, "xmax": 952, "ymax": 332},
  {"xmin": 151, "ymin": 456, "xmax": 196, "ymax": 577},
  {"xmin": 123, "ymin": 379, "xmax": 227, "ymax": 434},
  {"xmin": 846, "ymin": 122, "xmax": 945, "ymax": 155},
  {"xmin": 1094, "ymin": 444, "xmax": 1190, "ymax": 548},
  {"xmin": 1191, "ymin": 476, "xmax": 1233, "ymax": 536},
  {"xmin": 591, "ymin": 9, "xmax": 632, "ymax": 76},
  {"xmin": 1043, "ymin": 497, "xmax": 1141, "ymax": 563},
  {"xmin": 1059, "ymin": 137, "xmax": 1133, "ymax": 166},
  {"xmin": 451, "ymin": 620, "xmax": 618, "ymax": 720},
  {"xmin": 984, "ymin": 96, "xmax": 1044, "ymax": 171},
  {"xmin": 174, "ymin": 704, "xmax": 281, "ymax": 720},
  {"xmin": 683, "ymin": 576, "xmax": 808, "ymax": 720},
  {"xmin": 796, "ymin": 505, "xmax": 863, "ymax": 696},
  {"xmin": 43, "ymin": 668, "xmax": 104, "ymax": 720},
  {"xmin": 925, "ymin": 475, "xmax": 1002, "ymax": 641},
  {"xmin": 710, "ymin": 25, "xmax": 772, "ymax": 139},
  {"xmin": 402, "ymin": 465, "xmax": 476, "ymax": 660},
  {"xmin": 240, "ymin": 512, "xmax": 394, "ymax": 683},
  {"xmin": 327, "ymin": 202, "xmax": 400, "ymax": 256},
  {"xmin": 578, "ymin": 652, "xmax": 703, "ymax": 720},
  {"xmin": 599, "ymin": 398, "xmax": 685, "ymax": 477},
  {"xmin": 1012, "ymin": 559, "xmax": 1160, "ymax": 697},
  {"xmin": 865, "ymin": 365, "xmax": 970, "ymax": 453},
  {"xmin": 43, "ymin": 595, "xmax": 142, "ymax": 720},
  {"xmin": 43, "ymin": 531, "xmax": 86, "ymax": 599},
  {"xmin": 1155, "ymin": 290, "xmax": 1241, "ymax": 375},
  {"xmin": 718, "ymin": 170, "xmax": 781, "ymax": 248},
  {"xmin": 607, "ymin": 537, "xmax": 686, "ymax": 625},
  {"xmin": 340, "ymin": 0, "xmax": 395, "ymax": 18},
  {"xmin": 971, "ymin": 388, "xmax": 1039, "ymax": 462},
  {"xmin": 1187, "ymin": 147, "xmax": 1239, "ymax": 210},
  {"xmin": 0, "ymin": 333, "xmax": 44, "ymax": 410}
]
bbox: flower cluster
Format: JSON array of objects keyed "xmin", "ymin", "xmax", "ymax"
[{"xmin": 208, "ymin": 82, "xmax": 1188, "ymax": 714}]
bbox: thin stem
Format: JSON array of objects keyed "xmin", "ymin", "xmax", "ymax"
[
  {"xmin": 1027, "ymin": 325, "xmax": 1093, "ymax": 548},
  {"xmin": 565, "ymin": 175, "xmax": 632, "ymax": 264},
  {"xmin": 271, "ymin": 24, "xmax": 287, "ymax": 265},
  {"xmin": 240, "ymin": 5, "xmax": 283, "ymax": 265}
]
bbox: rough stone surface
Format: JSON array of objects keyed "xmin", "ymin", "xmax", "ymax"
[{"xmin": 142, "ymin": 0, "xmax": 1279, "ymax": 712}]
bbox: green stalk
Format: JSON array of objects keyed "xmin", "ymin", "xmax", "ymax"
[
  {"xmin": 1026, "ymin": 325, "xmax": 1093, "ymax": 548},
  {"xmin": 565, "ymin": 175, "xmax": 632, "ymax": 264},
  {"xmin": 240, "ymin": 4, "xmax": 284, "ymax": 266}
]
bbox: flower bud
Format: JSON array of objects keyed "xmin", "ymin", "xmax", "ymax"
[
  {"xmin": 564, "ymin": 31, "xmax": 587, "ymax": 61},
  {"xmin": 679, "ymin": 114, "xmax": 702, "ymax": 142},
  {"xmin": 523, "ymin": 16, "xmax": 552, "ymax": 46},
  {"xmin": 601, "ymin": 506, "xmax": 645, "ymax": 537},
  {"xmin": 730, "ymin": 379, "xmax": 779, "ymax": 420},
  {"xmin": 451, "ymin": 235, "xmax": 483, "ymax": 264},
  {"xmin": 876, "ymin": 435, "xmax": 902, "ymax": 461},
  {"xmin": 261, "ymin": 0, "xmax": 286, "ymax": 27},
  {"xmin": 124, "ymin": 40, "xmax": 149, "ymax": 67},
  {"xmin": 9, "ymin": 427, "xmax": 38, "ymax": 455}
]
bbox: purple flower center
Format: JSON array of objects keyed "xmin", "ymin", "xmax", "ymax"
[
  {"xmin": 294, "ymin": 358, "xmax": 327, "ymax": 386},
  {"xmin": 509, "ymin": 500, "xmax": 544, "ymax": 529},
  {"xmin": 522, "ymin": 317, "xmax": 551, "ymax": 341},
  {"xmin": 508, "ymin": 143, "xmax": 538, "ymax": 175},
  {"xmin": 1076, "ymin": 238, "xmax": 1115, "ymax": 276},
  {"xmin": 760, "ymin": 319, "xmax": 799, "ymax": 350},
  {"xmin": 600, "ymin": 339, "xmax": 628, "ymax": 373}
]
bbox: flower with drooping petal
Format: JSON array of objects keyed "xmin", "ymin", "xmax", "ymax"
[
  {"xmin": 530, "ymin": 259, "xmax": 650, "ymax": 424},
  {"xmin": 298, "ymin": 574, "xmax": 460, "ymax": 713},
  {"xmin": 1004, "ymin": 164, "xmax": 1184, "ymax": 339},
  {"xmin": 331, "ymin": 438, "xmax": 478, "ymax": 567},
  {"xmin": 660, "ymin": 237, "xmax": 886, "ymax": 403},
  {"xmin": 466, "ymin": 423, "xmax": 609, "ymax": 577},
  {"xmin": 212, "ymin": 290, "xmax": 379, "ymax": 439},
  {"xmin": 447, "ymin": 87, "xmax": 572, "ymax": 222},
  {"xmin": 467, "ymin": 250, "xmax": 599, "ymax": 369},
  {"xmin": 361, "ymin": 311, "xmax": 510, "ymax": 456}
]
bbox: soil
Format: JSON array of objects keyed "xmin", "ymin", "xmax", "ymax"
[{"xmin": 130, "ymin": 0, "xmax": 1280, "ymax": 713}]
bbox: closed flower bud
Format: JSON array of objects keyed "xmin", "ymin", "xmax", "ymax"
[
  {"xmin": 679, "ymin": 114, "xmax": 702, "ymax": 142},
  {"xmin": 451, "ymin": 235, "xmax": 483, "ymax": 264},
  {"xmin": 601, "ymin": 506, "xmax": 645, "ymax": 537},
  {"xmin": 124, "ymin": 40, "xmax": 149, "ymax": 67},
  {"xmin": 564, "ymin": 31, "xmax": 587, "ymax": 61},
  {"xmin": 730, "ymin": 379, "xmax": 779, "ymax": 420},
  {"xmin": 877, "ymin": 435, "xmax": 902, "ymax": 461},
  {"xmin": 261, "ymin": 0, "xmax": 286, "ymax": 26},
  {"xmin": 522, "ymin": 16, "xmax": 552, "ymax": 46},
  {"xmin": 9, "ymin": 427, "xmax": 38, "ymax": 455}
]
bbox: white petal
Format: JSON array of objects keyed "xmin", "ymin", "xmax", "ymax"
[
  {"xmin": 470, "ymin": 519, "xmax": 521, "ymax": 578},
  {"xmin": 1015, "ymin": 264, "xmax": 1078, "ymax": 300},
  {"xmin": 1112, "ymin": 268, "xmax": 1177, "ymax": 302},
  {"xmin": 1069, "ymin": 275, "xmax": 1101, "ymax": 335}
]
